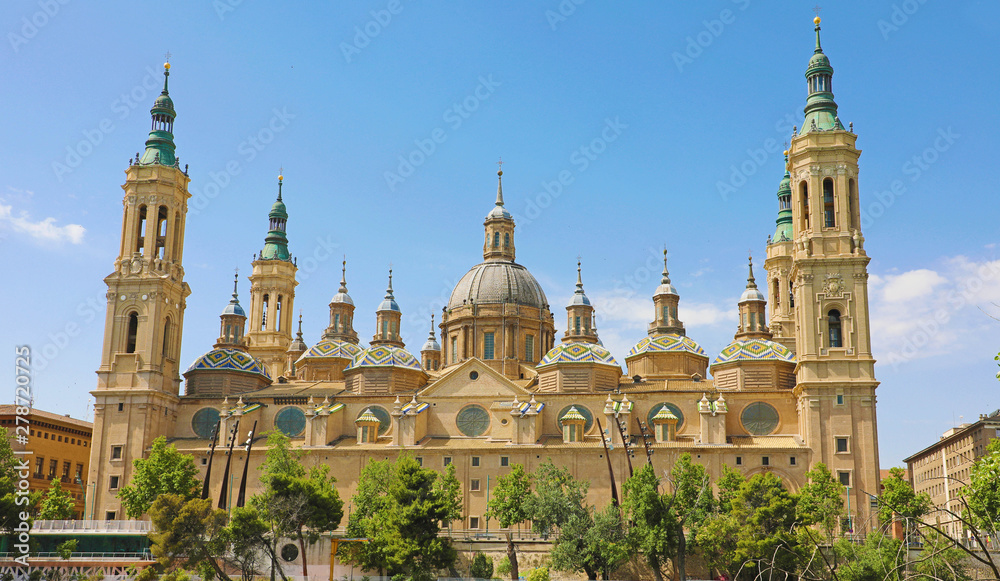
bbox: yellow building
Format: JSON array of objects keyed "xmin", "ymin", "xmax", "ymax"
[
  {"xmin": 88, "ymin": 16, "xmax": 880, "ymax": 548},
  {"xmin": 0, "ymin": 406, "xmax": 92, "ymax": 519}
]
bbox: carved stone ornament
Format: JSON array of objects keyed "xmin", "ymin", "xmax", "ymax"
[{"xmin": 824, "ymin": 274, "xmax": 844, "ymax": 297}]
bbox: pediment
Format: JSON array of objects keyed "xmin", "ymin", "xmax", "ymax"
[{"xmin": 419, "ymin": 358, "xmax": 530, "ymax": 399}]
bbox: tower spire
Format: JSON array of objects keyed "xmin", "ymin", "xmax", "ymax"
[
  {"xmin": 260, "ymin": 172, "xmax": 291, "ymax": 261},
  {"xmin": 800, "ymin": 15, "xmax": 840, "ymax": 134},
  {"xmin": 772, "ymin": 150, "xmax": 793, "ymax": 243},
  {"xmin": 661, "ymin": 248, "xmax": 672, "ymax": 287},
  {"xmin": 496, "ymin": 159, "xmax": 505, "ymax": 207},
  {"xmin": 138, "ymin": 61, "xmax": 178, "ymax": 166},
  {"xmin": 746, "ymin": 252, "xmax": 757, "ymax": 289},
  {"xmin": 339, "ymin": 258, "xmax": 348, "ymax": 294}
]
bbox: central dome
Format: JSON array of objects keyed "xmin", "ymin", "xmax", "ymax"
[{"xmin": 448, "ymin": 260, "xmax": 548, "ymax": 310}]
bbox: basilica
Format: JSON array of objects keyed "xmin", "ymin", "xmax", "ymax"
[{"xmin": 87, "ymin": 16, "xmax": 880, "ymax": 546}]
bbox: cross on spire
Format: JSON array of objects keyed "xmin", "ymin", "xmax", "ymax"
[
  {"xmin": 497, "ymin": 157, "xmax": 503, "ymax": 173},
  {"xmin": 164, "ymin": 51, "xmax": 172, "ymax": 62},
  {"xmin": 813, "ymin": 5, "xmax": 822, "ymax": 17}
]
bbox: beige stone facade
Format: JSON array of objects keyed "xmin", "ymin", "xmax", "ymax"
[
  {"xmin": 89, "ymin": 25, "xmax": 882, "ymax": 542},
  {"xmin": 904, "ymin": 410, "xmax": 1000, "ymax": 538}
]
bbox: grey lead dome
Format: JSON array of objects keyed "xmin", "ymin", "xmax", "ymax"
[{"xmin": 448, "ymin": 261, "xmax": 548, "ymax": 310}]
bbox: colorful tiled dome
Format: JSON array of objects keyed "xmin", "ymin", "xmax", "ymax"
[
  {"xmin": 297, "ymin": 339, "xmax": 363, "ymax": 362},
  {"xmin": 626, "ymin": 334, "xmax": 707, "ymax": 358},
  {"xmin": 560, "ymin": 406, "xmax": 587, "ymax": 423},
  {"xmin": 344, "ymin": 345, "xmax": 422, "ymax": 372},
  {"xmin": 537, "ymin": 342, "xmax": 620, "ymax": 369},
  {"xmin": 355, "ymin": 408, "xmax": 381, "ymax": 424},
  {"xmin": 186, "ymin": 348, "xmax": 271, "ymax": 379},
  {"xmin": 712, "ymin": 338, "xmax": 796, "ymax": 365}
]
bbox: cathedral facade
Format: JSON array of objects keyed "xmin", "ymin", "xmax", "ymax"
[{"xmin": 87, "ymin": 18, "xmax": 880, "ymax": 537}]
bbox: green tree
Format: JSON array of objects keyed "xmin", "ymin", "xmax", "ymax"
[
  {"xmin": 879, "ymin": 466, "xmax": 931, "ymax": 523},
  {"xmin": 912, "ymin": 531, "xmax": 970, "ymax": 581},
  {"xmin": 695, "ymin": 467, "xmax": 745, "ymax": 577},
  {"xmin": 343, "ymin": 455, "xmax": 461, "ymax": 580},
  {"xmin": 796, "ymin": 463, "xmax": 845, "ymax": 540},
  {"xmin": 485, "ymin": 463, "xmax": 531, "ymax": 581},
  {"xmin": 525, "ymin": 460, "xmax": 588, "ymax": 538},
  {"xmin": 146, "ymin": 493, "xmax": 231, "ymax": 581},
  {"xmin": 833, "ymin": 531, "xmax": 904, "ymax": 581},
  {"xmin": 38, "ymin": 479, "xmax": 75, "ymax": 520},
  {"xmin": 118, "ymin": 436, "xmax": 200, "ymax": 519},
  {"xmin": 222, "ymin": 506, "xmax": 274, "ymax": 581},
  {"xmin": 963, "ymin": 438, "xmax": 1000, "ymax": 533},
  {"xmin": 0, "ymin": 431, "xmax": 40, "ymax": 545},
  {"xmin": 730, "ymin": 472, "xmax": 800, "ymax": 579},
  {"xmin": 342, "ymin": 458, "xmax": 396, "ymax": 575},
  {"xmin": 550, "ymin": 503, "xmax": 628, "ymax": 580},
  {"xmin": 253, "ymin": 432, "xmax": 343, "ymax": 579},
  {"xmin": 469, "ymin": 553, "xmax": 494, "ymax": 579},
  {"xmin": 666, "ymin": 453, "xmax": 715, "ymax": 581},
  {"xmin": 622, "ymin": 464, "xmax": 675, "ymax": 581}
]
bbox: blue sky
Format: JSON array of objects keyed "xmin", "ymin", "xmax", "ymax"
[{"xmin": 1, "ymin": 1, "xmax": 998, "ymax": 467}]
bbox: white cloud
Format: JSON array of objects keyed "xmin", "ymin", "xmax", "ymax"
[
  {"xmin": 869, "ymin": 257, "xmax": 1000, "ymax": 367},
  {"xmin": 0, "ymin": 203, "xmax": 85, "ymax": 245},
  {"xmin": 878, "ymin": 268, "xmax": 947, "ymax": 302}
]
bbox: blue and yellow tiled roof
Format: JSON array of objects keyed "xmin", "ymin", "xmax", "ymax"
[
  {"xmin": 186, "ymin": 348, "xmax": 271, "ymax": 379},
  {"xmin": 297, "ymin": 339, "xmax": 364, "ymax": 362},
  {"xmin": 712, "ymin": 338, "xmax": 796, "ymax": 365},
  {"xmin": 626, "ymin": 334, "xmax": 707, "ymax": 359},
  {"xmin": 344, "ymin": 345, "xmax": 422, "ymax": 372},
  {"xmin": 355, "ymin": 408, "xmax": 381, "ymax": 424},
  {"xmin": 560, "ymin": 406, "xmax": 587, "ymax": 423},
  {"xmin": 537, "ymin": 342, "xmax": 619, "ymax": 369}
]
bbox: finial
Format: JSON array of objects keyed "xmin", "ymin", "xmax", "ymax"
[
  {"xmin": 296, "ymin": 312, "xmax": 303, "ymax": 338},
  {"xmin": 495, "ymin": 159, "xmax": 505, "ymax": 207},
  {"xmin": 277, "ymin": 169, "xmax": 284, "ymax": 201},
  {"xmin": 339, "ymin": 258, "xmax": 348, "ymax": 293},
  {"xmin": 386, "ymin": 268, "xmax": 394, "ymax": 298},
  {"xmin": 747, "ymin": 252, "xmax": 758, "ymax": 288},
  {"xmin": 813, "ymin": 10, "xmax": 823, "ymax": 53},
  {"xmin": 232, "ymin": 269, "xmax": 239, "ymax": 299},
  {"xmin": 428, "ymin": 314, "xmax": 436, "ymax": 339},
  {"xmin": 661, "ymin": 247, "xmax": 671, "ymax": 285},
  {"xmin": 161, "ymin": 53, "xmax": 171, "ymax": 93},
  {"xmin": 576, "ymin": 258, "xmax": 583, "ymax": 290}
]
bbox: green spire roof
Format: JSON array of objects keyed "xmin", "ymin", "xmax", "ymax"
[
  {"xmin": 773, "ymin": 152, "xmax": 793, "ymax": 242},
  {"xmin": 139, "ymin": 63, "xmax": 178, "ymax": 166},
  {"xmin": 260, "ymin": 174, "xmax": 291, "ymax": 262},
  {"xmin": 799, "ymin": 17, "xmax": 842, "ymax": 135}
]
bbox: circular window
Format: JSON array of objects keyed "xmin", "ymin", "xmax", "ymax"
[
  {"xmin": 275, "ymin": 407, "xmax": 306, "ymax": 438},
  {"xmin": 469, "ymin": 371, "xmax": 479, "ymax": 380},
  {"xmin": 191, "ymin": 408, "xmax": 220, "ymax": 439},
  {"xmin": 647, "ymin": 403, "xmax": 685, "ymax": 431},
  {"xmin": 280, "ymin": 543, "xmax": 299, "ymax": 562},
  {"xmin": 356, "ymin": 406, "xmax": 391, "ymax": 434},
  {"xmin": 741, "ymin": 402, "xmax": 780, "ymax": 435},
  {"xmin": 558, "ymin": 405, "xmax": 594, "ymax": 433},
  {"xmin": 456, "ymin": 405, "xmax": 490, "ymax": 437}
]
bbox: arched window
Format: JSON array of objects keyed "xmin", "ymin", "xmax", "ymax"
[
  {"xmin": 789, "ymin": 281, "xmax": 795, "ymax": 308},
  {"xmin": 662, "ymin": 305, "xmax": 669, "ymax": 323},
  {"xmin": 773, "ymin": 279, "xmax": 780, "ymax": 307},
  {"xmin": 261, "ymin": 294, "xmax": 269, "ymax": 331},
  {"xmin": 275, "ymin": 296, "xmax": 283, "ymax": 333},
  {"xmin": 333, "ymin": 313, "xmax": 341, "ymax": 332},
  {"xmin": 382, "ymin": 320, "xmax": 388, "ymax": 339},
  {"xmin": 823, "ymin": 179, "xmax": 835, "ymax": 228},
  {"xmin": 848, "ymin": 179, "xmax": 858, "ymax": 229},
  {"xmin": 828, "ymin": 309, "xmax": 843, "ymax": 348},
  {"xmin": 125, "ymin": 313, "xmax": 139, "ymax": 354},
  {"xmin": 493, "ymin": 232, "xmax": 500, "ymax": 248},
  {"xmin": 574, "ymin": 316, "xmax": 581, "ymax": 335},
  {"xmin": 800, "ymin": 183, "xmax": 810, "ymax": 230},
  {"xmin": 136, "ymin": 205, "xmax": 147, "ymax": 254},
  {"xmin": 163, "ymin": 318, "xmax": 172, "ymax": 357},
  {"xmin": 504, "ymin": 232, "xmax": 510, "ymax": 248}
]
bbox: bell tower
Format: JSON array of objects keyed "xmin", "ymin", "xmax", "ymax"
[
  {"xmin": 245, "ymin": 173, "xmax": 297, "ymax": 378},
  {"xmin": 89, "ymin": 61, "xmax": 191, "ymax": 519},
  {"xmin": 787, "ymin": 16, "xmax": 879, "ymax": 532}
]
